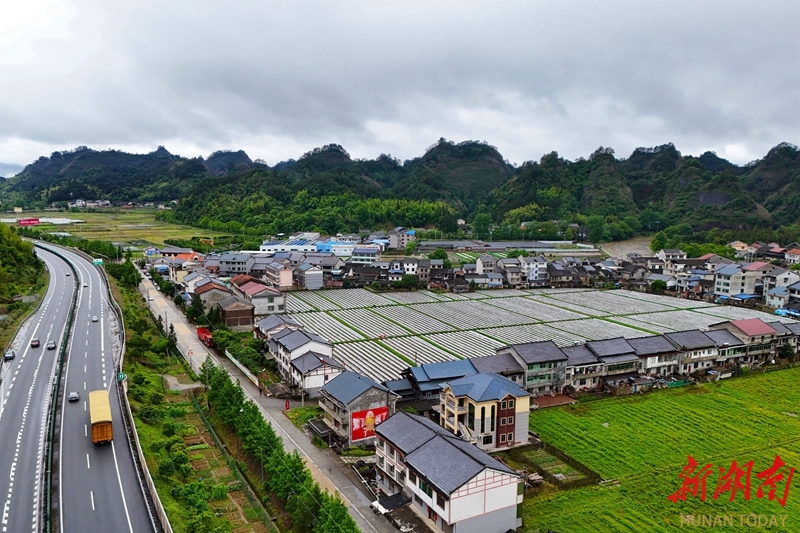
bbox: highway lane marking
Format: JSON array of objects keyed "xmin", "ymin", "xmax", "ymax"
[
  {"xmin": 86, "ymin": 454, "xmax": 90, "ymax": 469},
  {"xmin": 111, "ymin": 442, "xmax": 134, "ymax": 533},
  {"xmin": 84, "ymin": 425, "xmax": 87, "ymax": 437},
  {"xmin": 90, "ymin": 491, "xmax": 95, "ymax": 511}
]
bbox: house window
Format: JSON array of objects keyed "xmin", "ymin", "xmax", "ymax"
[
  {"xmin": 508, "ymin": 416, "xmax": 514, "ymax": 425},
  {"xmin": 468, "ymin": 404, "xmax": 475, "ymax": 430},
  {"xmin": 508, "ymin": 400, "xmax": 514, "ymax": 409},
  {"xmin": 501, "ymin": 401, "xmax": 507, "ymax": 410},
  {"xmin": 278, "ymin": 304, "xmax": 285, "ymax": 310},
  {"xmin": 507, "ymin": 432, "xmax": 513, "ymax": 442},
  {"xmin": 500, "ymin": 433, "xmax": 506, "ymax": 443},
  {"xmin": 376, "ymin": 440, "xmax": 383, "ymax": 450},
  {"xmin": 268, "ymin": 305, "xmax": 274, "ymax": 311},
  {"xmin": 419, "ymin": 480, "xmax": 433, "ymax": 498},
  {"xmin": 500, "ymin": 417, "xmax": 505, "ymax": 426},
  {"xmin": 389, "ymin": 464, "xmax": 395, "ymax": 476},
  {"xmin": 388, "ymin": 448, "xmax": 395, "ymax": 460},
  {"xmin": 579, "ymin": 378, "xmax": 586, "ymax": 386},
  {"xmin": 409, "ymin": 471, "xmax": 417, "ymax": 484},
  {"xmin": 436, "ymin": 493, "xmax": 445, "ymax": 509},
  {"xmin": 490, "ymin": 406, "xmax": 495, "ymax": 431},
  {"xmin": 377, "ymin": 456, "xmax": 384, "ymax": 468},
  {"xmin": 480, "ymin": 407, "xmax": 485, "ymax": 433},
  {"xmin": 483, "ymin": 435, "xmax": 493, "ymax": 445}
]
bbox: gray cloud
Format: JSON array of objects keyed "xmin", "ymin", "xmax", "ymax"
[{"xmin": 0, "ymin": 0, "xmax": 797, "ymax": 169}]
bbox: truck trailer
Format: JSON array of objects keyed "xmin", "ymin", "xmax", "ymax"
[{"xmin": 89, "ymin": 390, "xmax": 113, "ymax": 444}]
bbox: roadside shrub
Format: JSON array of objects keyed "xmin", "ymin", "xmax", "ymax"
[
  {"xmin": 139, "ymin": 405, "xmax": 163, "ymax": 424},
  {"xmin": 150, "ymin": 439, "xmax": 166, "ymax": 453},
  {"xmin": 148, "ymin": 392, "xmax": 164, "ymax": 405},
  {"xmin": 158, "ymin": 458, "xmax": 175, "ymax": 477},
  {"xmin": 162, "ymin": 420, "xmax": 177, "ymax": 437}
]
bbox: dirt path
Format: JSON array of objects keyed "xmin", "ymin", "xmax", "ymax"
[{"xmin": 162, "ymin": 374, "xmax": 203, "ymax": 391}]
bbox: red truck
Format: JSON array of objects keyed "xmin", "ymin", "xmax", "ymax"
[{"xmin": 196, "ymin": 327, "xmax": 214, "ymax": 347}]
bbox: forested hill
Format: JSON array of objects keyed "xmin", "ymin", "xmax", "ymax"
[
  {"xmin": 0, "ymin": 224, "xmax": 43, "ymax": 301},
  {"xmin": 1, "ymin": 140, "xmax": 799, "ymax": 240}
]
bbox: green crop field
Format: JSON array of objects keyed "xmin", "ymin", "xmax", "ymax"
[
  {"xmin": 11, "ymin": 209, "xmax": 229, "ymax": 246},
  {"xmin": 523, "ymin": 368, "xmax": 800, "ymax": 532}
]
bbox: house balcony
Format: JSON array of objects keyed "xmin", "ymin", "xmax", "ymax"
[{"xmin": 444, "ymin": 399, "xmax": 466, "ymax": 414}]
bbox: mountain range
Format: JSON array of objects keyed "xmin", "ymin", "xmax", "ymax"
[{"xmin": 1, "ymin": 140, "xmax": 798, "ymax": 238}]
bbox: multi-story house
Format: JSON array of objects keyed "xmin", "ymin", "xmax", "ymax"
[
  {"xmin": 254, "ymin": 314, "xmax": 302, "ymax": 341},
  {"xmin": 319, "ymin": 370, "xmax": 398, "ymax": 446},
  {"xmin": 708, "ymin": 318, "xmax": 796, "ymax": 362},
  {"xmin": 563, "ymin": 344, "xmax": 604, "ymax": 391},
  {"xmin": 627, "ymin": 335, "xmax": 681, "ymax": 376},
  {"xmin": 374, "ymin": 412, "xmax": 523, "ymax": 533},
  {"xmin": 714, "ymin": 264, "xmax": 743, "ymax": 296},
  {"xmin": 657, "ymin": 248, "xmax": 687, "ymax": 261},
  {"xmin": 476, "ymin": 254, "xmax": 496, "ymax": 274},
  {"xmin": 351, "ymin": 246, "xmax": 381, "ymax": 265},
  {"xmin": 437, "ymin": 373, "xmax": 530, "ymax": 451},
  {"xmin": 663, "ymin": 330, "xmax": 718, "ymax": 375},
  {"xmin": 389, "ymin": 228, "xmax": 416, "ymax": 250},
  {"xmin": 520, "ymin": 255, "xmax": 549, "ymax": 287},
  {"xmin": 264, "ymin": 261, "xmax": 294, "ymax": 289},
  {"xmin": 289, "ymin": 352, "xmax": 343, "ymax": 398},
  {"xmin": 496, "ymin": 341, "xmax": 568, "ymax": 393},
  {"xmin": 295, "ymin": 263, "xmax": 323, "ymax": 290},
  {"xmin": 218, "ymin": 253, "xmax": 255, "ymax": 276},
  {"xmin": 270, "ymin": 329, "xmax": 333, "ymax": 383},
  {"xmin": 585, "ymin": 338, "xmax": 641, "ymax": 386}
]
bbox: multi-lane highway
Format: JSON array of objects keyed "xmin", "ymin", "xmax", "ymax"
[
  {"xmin": 0, "ymin": 248, "xmax": 72, "ymax": 533},
  {"xmin": 0, "ymin": 244, "xmax": 156, "ymax": 532},
  {"xmin": 46, "ymin": 246, "xmax": 155, "ymax": 533}
]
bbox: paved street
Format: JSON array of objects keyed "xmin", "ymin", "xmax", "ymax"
[{"xmin": 140, "ymin": 278, "xmax": 397, "ymax": 533}]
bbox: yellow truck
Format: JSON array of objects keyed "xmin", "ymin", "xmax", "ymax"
[{"xmin": 89, "ymin": 390, "xmax": 113, "ymax": 444}]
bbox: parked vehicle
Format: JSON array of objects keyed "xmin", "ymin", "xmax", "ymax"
[{"xmin": 197, "ymin": 327, "xmax": 214, "ymax": 347}]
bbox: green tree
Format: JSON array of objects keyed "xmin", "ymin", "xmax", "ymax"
[
  {"xmin": 650, "ymin": 231, "xmax": 668, "ymax": 253},
  {"xmin": 650, "ymin": 280, "xmax": 667, "ymax": 294},
  {"xmin": 472, "ymin": 213, "xmax": 492, "ymax": 240},
  {"xmin": 428, "ymin": 247, "xmax": 452, "ymax": 268},
  {"xmin": 585, "ymin": 215, "xmax": 607, "ymax": 243},
  {"xmin": 313, "ymin": 494, "xmax": 360, "ymax": 533},
  {"xmin": 405, "ymin": 240, "xmax": 418, "ymax": 255}
]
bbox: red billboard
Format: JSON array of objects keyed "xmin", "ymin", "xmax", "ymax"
[
  {"xmin": 350, "ymin": 407, "xmax": 389, "ymax": 442},
  {"xmin": 18, "ymin": 218, "xmax": 40, "ymax": 226}
]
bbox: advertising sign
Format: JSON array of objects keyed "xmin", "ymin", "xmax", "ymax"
[
  {"xmin": 17, "ymin": 218, "xmax": 40, "ymax": 226},
  {"xmin": 350, "ymin": 406, "xmax": 389, "ymax": 442}
]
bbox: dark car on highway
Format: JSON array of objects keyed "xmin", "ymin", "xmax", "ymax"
[{"xmin": 31, "ymin": 338, "xmax": 40, "ymax": 348}]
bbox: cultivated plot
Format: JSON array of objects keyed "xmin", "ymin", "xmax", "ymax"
[
  {"xmin": 413, "ymin": 300, "xmax": 535, "ymax": 329},
  {"xmin": 612, "ymin": 289, "xmax": 715, "ymax": 309},
  {"xmin": 527, "ymin": 295, "xmax": 611, "ymax": 317},
  {"xmin": 373, "ymin": 305, "xmax": 456, "ymax": 334},
  {"xmin": 284, "ymin": 294, "xmax": 316, "ymax": 313},
  {"xmin": 332, "ymin": 341, "xmax": 408, "ymax": 384},
  {"xmin": 609, "ymin": 316, "xmax": 677, "ymax": 334},
  {"xmin": 556, "ymin": 290, "xmax": 676, "ymax": 314},
  {"xmin": 696, "ymin": 305, "xmax": 797, "ymax": 323},
  {"xmin": 291, "ymin": 312, "xmax": 364, "ymax": 342},
  {"xmin": 625, "ymin": 310, "xmax": 725, "ymax": 332},
  {"xmin": 290, "ymin": 291, "xmax": 341, "ymax": 311},
  {"xmin": 328, "ymin": 308, "xmax": 411, "ymax": 338},
  {"xmin": 424, "ymin": 331, "xmax": 506, "ymax": 358},
  {"xmin": 379, "ymin": 291, "xmax": 441, "ymax": 304},
  {"xmin": 316, "ymin": 288, "xmax": 394, "ymax": 309},
  {"xmin": 487, "ymin": 297, "xmax": 586, "ymax": 322},
  {"xmin": 382, "ymin": 336, "xmax": 458, "ymax": 365},
  {"xmin": 479, "ymin": 323, "xmax": 589, "ymax": 347},
  {"xmin": 549, "ymin": 318, "xmax": 654, "ymax": 339}
]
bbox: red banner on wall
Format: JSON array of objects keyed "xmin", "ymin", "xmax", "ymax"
[{"xmin": 350, "ymin": 407, "xmax": 389, "ymax": 442}]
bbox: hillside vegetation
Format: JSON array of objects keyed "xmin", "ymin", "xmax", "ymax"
[{"xmin": 2, "ymin": 140, "xmax": 799, "ymax": 240}]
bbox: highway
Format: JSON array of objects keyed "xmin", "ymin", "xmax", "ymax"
[
  {"xmin": 0, "ymin": 248, "xmax": 72, "ymax": 533},
  {"xmin": 45, "ymin": 246, "xmax": 156, "ymax": 533}
]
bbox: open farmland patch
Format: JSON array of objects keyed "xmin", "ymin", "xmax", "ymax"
[
  {"xmin": 488, "ymin": 297, "xmax": 586, "ymax": 321},
  {"xmin": 413, "ymin": 300, "xmax": 534, "ymax": 329},
  {"xmin": 379, "ymin": 291, "xmax": 441, "ymax": 304},
  {"xmin": 479, "ymin": 324, "xmax": 588, "ymax": 347},
  {"xmin": 457, "ymin": 291, "xmax": 491, "ymax": 300},
  {"xmin": 382, "ymin": 336, "xmax": 458, "ymax": 365},
  {"xmin": 696, "ymin": 305, "xmax": 798, "ymax": 324},
  {"xmin": 289, "ymin": 290, "xmax": 341, "ymax": 311},
  {"xmin": 332, "ymin": 341, "xmax": 408, "ymax": 383},
  {"xmin": 291, "ymin": 311, "xmax": 364, "ymax": 342},
  {"xmin": 527, "ymin": 295, "xmax": 611, "ymax": 317},
  {"xmin": 609, "ymin": 316, "xmax": 676, "ymax": 333},
  {"xmin": 549, "ymin": 318, "xmax": 656, "ymax": 339},
  {"xmin": 424, "ymin": 331, "xmax": 505, "ymax": 358},
  {"xmin": 626, "ymin": 310, "xmax": 726, "ymax": 331},
  {"xmin": 613, "ymin": 289, "xmax": 716, "ymax": 309},
  {"xmin": 479, "ymin": 289, "xmax": 530, "ymax": 298},
  {"xmin": 558, "ymin": 290, "xmax": 676, "ymax": 314},
  {"xmin": 316, "ymin": 288, "xmax": 394, "ymax": 309},
  {"xmin": 284, "ymin": 293, "xmax": 317, "ymax": 312},
  {"xmin": 373, "ymin": 306, "xmax": 455, "ymax": 333},
  {"xmin": 526, "ymin": 288, "xmax": 594, "ymax": 295},
  {"xmin": 524, "ymin": 368, "xmax": 800, "ymax": 532},
  {"xmin": 329, "ymin": 308, "xmax": 412, "ymax": 338}
]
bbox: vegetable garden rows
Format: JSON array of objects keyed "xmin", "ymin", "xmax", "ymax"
[{"xmin": 283, "ymin": 288, "xmax": 794, "ymax": 384}]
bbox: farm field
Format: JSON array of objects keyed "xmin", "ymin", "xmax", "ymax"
[
  {"xmin": 522, "ymin": 367, "xmax": 800, "ymax": 532},
  {"xmin": 12, "ymin": 209, "xmax": 229, "ymax": 247},
  {"xmin": 286, "ymin": 289, "xmax": 793, "ymax": 381},
  {"xmin": 286, "ymin": 288, "xmax": 795, "ymax": 385}
]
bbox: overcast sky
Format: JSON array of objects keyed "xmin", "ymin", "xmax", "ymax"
[{"xmin": 1, "ymin": 0, "xmax": 797, "ymax": 176}]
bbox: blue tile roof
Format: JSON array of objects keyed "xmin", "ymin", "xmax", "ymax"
[{"xmin": 322, "ymin": 370, "xmax": 393, "ymax": 405}]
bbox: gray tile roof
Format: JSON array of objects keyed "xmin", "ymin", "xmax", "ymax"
[
  {"xmin": 218, "ymin": 295, "xmax": 254, "ymax": 309},
  {"xmin": 704, "ymin": 329, "xmax": 744, "ymax": 347},
  {"xmin": 766, "ymin": 321, "xmax": 792, "ymax": 335},
  {"xmin": 376, "ymin": 412, "xmax": 516, "ymax": 495},
  {"xmin": 627, "ymin": 336, "xmax": 677, "ymax": 356},
  {"xmin": 586, "ymin": 338, "xmax": 635, "ymax": 358},
  {"xmin": 504, "ymin": 341, "xmax": 568, "ymax": 364},
  {"xmin": 292, "ymin": 352, "xmax": 343, "ymax": 374},
  {"xmin": 276, "ymin": 330, "xmax": 329, "ymax": 351},
  {"xmin": 785, "ymin": 322, "xmax": 800, "ymax": 335},
  {"xmin": 470, "ymin": 353, "xmax": 524, "ymax": 374},
  {"xmin": 256, "ymin": 314, "xmax": 301, "ymax": 331},
  {"xmin": 562, "ymin": 345, "xmax": 599, "ymax": 365},
  {"xmin": 663, "ymin": 330, "xmax": 716, "ymax": 350},
  {"xmin": 322, "ymin": 370, "xmax": 393, "ymax": 405},
  {"xmin": 445, "ymin": 373, "xmax": 529, "ymax": 402}
]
